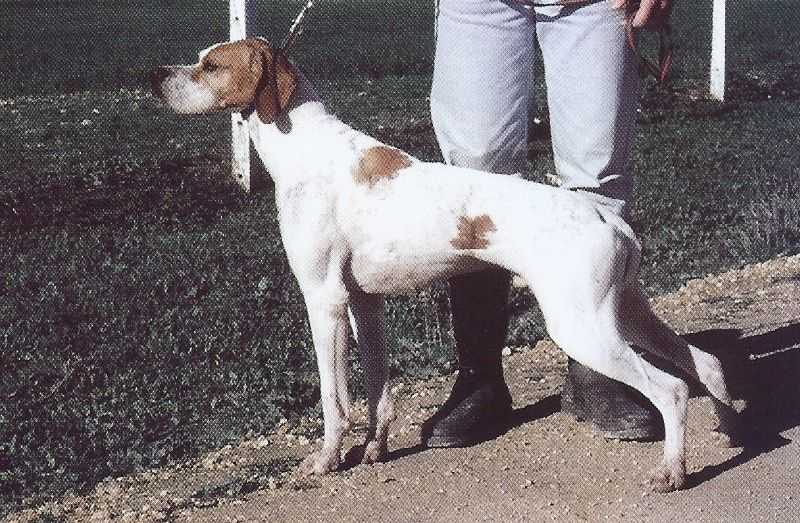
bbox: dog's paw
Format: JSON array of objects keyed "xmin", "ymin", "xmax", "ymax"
[
  {"xmin": 361, "ymin": 440, "xmax": 388, "ymax": 465},
  {"xmin": 299, "ymin": 448, "xmax": 341, "ymax": 476},
  {"xmin": 647, "ymin": 461, "xmax": 686, "ymax": 493}
]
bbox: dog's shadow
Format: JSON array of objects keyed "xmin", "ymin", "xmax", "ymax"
[
  {"xmin": 682, "ymin": 324, "xmax": 800, "ymax": 487},
  {"xmin": 344, "ymin": 324, "xmax": 800, "ymax": 486}
]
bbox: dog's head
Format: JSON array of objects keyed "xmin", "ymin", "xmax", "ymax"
[{"xmin": 150, "ymin": 38, "xmax": 297, "ymax": 124}]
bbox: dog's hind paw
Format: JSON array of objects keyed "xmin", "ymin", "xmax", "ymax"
[
  {"xmin": 361, "ymin": 440, "xmax": 388, "ymax": 465},
  {"xmin": 647, "ymin": 462, "xmax": 686, "ymax": 493},
  {"xmin": 299, "ymin": 448, "xmax": 341, "ymax": 476}
]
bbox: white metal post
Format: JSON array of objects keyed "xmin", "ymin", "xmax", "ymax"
[
  {"xmin": 230, "ymin": 0, "xmax": 257, "ymax": 190},
  {"xmin": 710, "ymin": 0, "xmax": 726, "ymax": 101}
]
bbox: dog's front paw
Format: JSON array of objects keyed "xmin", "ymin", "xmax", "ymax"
[
  {"xmin": 647, "ymin": 461, "xmax": 686, "ymax": 493},
  {"xmin": 299, "ymin": 448, "xmax": 341, "ymax": 476},
  {"xmin": 361, "ymin": 440, "xmax": 388, "ymax": 465}
]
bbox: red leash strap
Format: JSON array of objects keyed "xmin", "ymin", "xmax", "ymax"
[{"xmin": 629, "ymin": 18, "xmax": 674, "ymax": 84}]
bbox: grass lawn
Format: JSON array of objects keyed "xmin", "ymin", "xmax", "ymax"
[{"xmin": 1, "ymin": 0, "xmax": 799, "ymax": 514}]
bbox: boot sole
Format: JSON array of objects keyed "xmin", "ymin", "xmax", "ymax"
[
  {"xmin": 423, "ymin": 426, "xmax": 504, "ymax": 448},
  {"xmin": 421, "ymin": 411, "xmax": 512, "ymax": 449},
  {"xmin": 593, "ymin": 422, "xmax": 664, "ymax": 442}
]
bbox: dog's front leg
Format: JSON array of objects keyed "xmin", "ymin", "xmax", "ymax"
[
  {"xmin": 349, "ymin": 290, "xmax": 395, "ymax": 464},
  {"xmin": 299, "ymin": 293, "xmax": 352, "ymax": 476}
]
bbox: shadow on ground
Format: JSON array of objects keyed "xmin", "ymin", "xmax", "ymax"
[
  {"xmin": 686, "ymin": 324, "xmax": 800, "ymax": 436},
  {"xmin": 684, "ymin": 324, "xmax": 800, "ymax": 487}
]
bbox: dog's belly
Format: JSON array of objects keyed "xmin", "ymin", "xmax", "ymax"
[{"xmin": 350, "ymin": 250, "xmax": 488, "ymax": 294}]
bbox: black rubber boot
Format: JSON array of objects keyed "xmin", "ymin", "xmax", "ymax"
[
  {"xmin": 561, "ymin": 357, "xmax": 663, "ymax": 440},
  {"xmin": 420, "ymin": 269, "xmax": 513, "ymax": 448}
]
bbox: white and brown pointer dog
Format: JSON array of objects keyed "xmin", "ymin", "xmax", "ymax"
[{"xmin": 151, "ymin": 38, "xmax": 740, "ymax": 492}]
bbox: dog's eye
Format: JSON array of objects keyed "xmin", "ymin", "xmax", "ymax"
[{"xmin": 203, "ymin": 62, "xmax": 219, "ymax": 73}]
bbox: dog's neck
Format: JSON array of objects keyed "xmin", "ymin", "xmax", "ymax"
[{"xmin": 246, "ymin": 72, "xmax": 370, "ymax": 190}]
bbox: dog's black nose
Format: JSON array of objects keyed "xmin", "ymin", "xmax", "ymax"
[{"xmin": 149, "ymin": 66, "xmax": 170, "ymax": 98}]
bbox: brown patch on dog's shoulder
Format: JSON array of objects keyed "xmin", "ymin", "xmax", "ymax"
[
  {"xmin": 353, "ymin": 146, "xmax": 412, "ymax": 187},
  {"xmin": 450, "ymin": 215, "xmax": 497, "ymax": 250}
]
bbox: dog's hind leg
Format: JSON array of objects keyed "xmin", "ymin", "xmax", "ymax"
[
  {"xmin": 349, "ymin": 291, "xmax": 396, "ymax": 464},
  {"xmin": 619, "ymin": 285, "xmax": 741, "ymax": 445},
  {"xmin": 531, "ymin": 266, "xmax": 690, "ymax": 492},
  {"xmin": 553, "ymin": 313, "xmax": 689, "ymax": 491},
  {"xmin": 299, "ymin": 291, "xmax": 352, "ymax": 476}
]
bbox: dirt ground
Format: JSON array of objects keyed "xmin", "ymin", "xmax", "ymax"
[{"xmin": 6, "ymin": 255, "xmax": 800, "ymax": 523}]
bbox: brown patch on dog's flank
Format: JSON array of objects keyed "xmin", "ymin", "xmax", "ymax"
[
  {"xmin": 451, "ymin": 215, "xmax": 497, "ymax": 250},
  {"xmin": 354, "ymin": 146, "xmax": 412, "ymax": 187}
]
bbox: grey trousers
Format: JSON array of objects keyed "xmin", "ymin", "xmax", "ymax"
[{"xmin": 430, "ymin": 0, "xmax": 641, "ymax": 205}]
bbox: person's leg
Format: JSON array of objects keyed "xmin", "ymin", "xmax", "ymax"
[
  {"xmin": 422, "ymin": 0, "xmax": 534, "ymax": 447},
  {"xmin": 421, "ymin": 270, "xmax": 513, "ymax": 447},
  {"xmin": 536, "ymin": 1, "xmax": 660, "ymax": 439},
  {"xmin": 430, "ymin": 0, "xmax": 533, "ymax": 175},
  {"xmin": 536, "ymin": 1, "xmax": 639, "ymax": 205}
]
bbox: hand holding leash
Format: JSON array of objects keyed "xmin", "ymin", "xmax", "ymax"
[
  {"xmin": 613, "ymin": 0, "xmax": 674, "ymax": 83},
  {"xmin": 613, "ymin": 0, "xmax": 673, "ymax": 30}
]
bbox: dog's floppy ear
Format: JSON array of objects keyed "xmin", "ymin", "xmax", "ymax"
[{"xmin": 254, "ymin": 43, "xmax": 298, "ymax": 124}]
